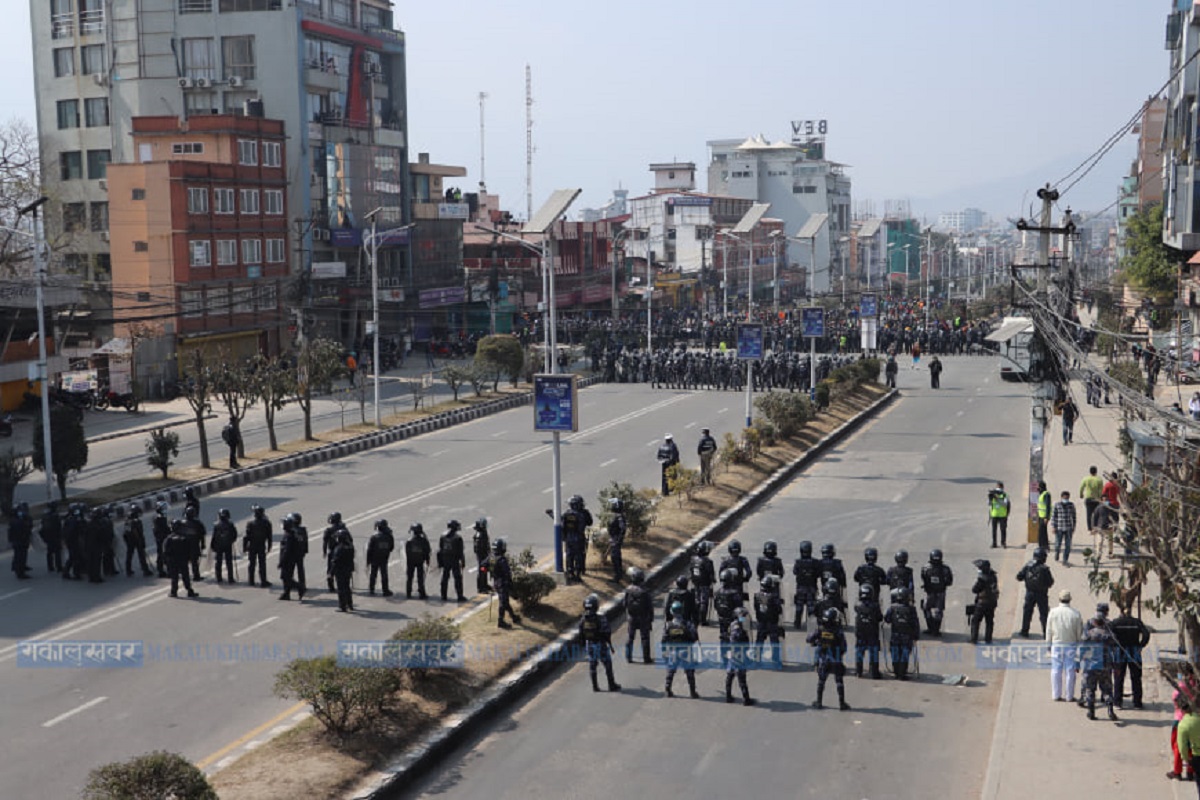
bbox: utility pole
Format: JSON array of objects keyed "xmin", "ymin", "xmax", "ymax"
[{"xmin": 478, "ymin": 91, "xmax": 488, "ymax": 192}]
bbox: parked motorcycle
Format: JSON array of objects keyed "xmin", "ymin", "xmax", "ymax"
[{"xmin": 101, "ymin": 389, "xmax": 139, "ymax": 412}]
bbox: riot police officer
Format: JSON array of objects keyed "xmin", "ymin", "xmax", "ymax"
[
  {"xmin": 438, "ymin": 520, "xmax": 467, "ymax": 602},
  {"xmin": 725, "ymin": 607, "xmax": 756, "ymax": 706},
  {"xmin": 689, "ymin": 541, "xmax": 717, "ymax": 625},
  {"xmin": 606, "ymin": 498, "xmax": 627, "ymax": 583},
  {"xmin": 7, "ymin": 501, "xmax": 33, "ymax": 579},
  {"xmin": 665, "ymin": 575, "xmax": 698, "ymax": 626},
  {"xmin": 491, "ymin": 538, "xmax": 519, "ymax": 628},
  {"xmin": 853, "ymin": 547, "xmax": 887, "ymax": 598},
  {"xmin": 624, "ymin": 566, "xmax": 654, "ymax": 663},
  {"xmin": 278, "ymin": 513, "xmax": 306, "ymax": 601},
  {"xmin": 100, "ymin": 505, "xmax": 119, "ymax": 577},
  {"xmin": 120, "ymin": 505, "xmax": 152, "ymax": 577},
  {"xmin": 884, "ymin": 587, "xmax": 920, "ymax": 680},
  {"xmin": 150, "ymin": 501, "xmax": 170, "ymax": 578},
  {"xmin": 1016, "ymin": 547, "xmax": 1054, "ymax": 638},
  {"xmin": 713, "ymin": 568, "xmax": 744, "ymax": 661},
  {"xmin": 887, "ymin": 550, "xmax": 914, "ymax": 595},
  {"xmin": 164, "ymin": 520, "xmax": 198, "ymax": 598},
  {"xmin": 472, "ymin": 518, "xmax": 491, "ymax": 594},
  {"xmin": 181, "ymin": 505, "xmax": 205, "ymax": 581},
  {"xmin": 753, "ymin": 574, "xmax": 785, "ymax": 667},
  {"xmin": 756, "ymin": 540, "xmax": 784, "ymax": 581},
  {"xmin": 808, "ymin": 607, "xmax": 851, "ymax": 710},
  {"xmin": 40, "ymin": 501, "xmax": 63, "ymax": 574},
  {"xmin": 920, "ymin": 549, "xmax": 954, "ymax": 635},
  {"xmin": 405, "ymin": 523, "xmax": 431, "ymax": 599},
  {"xmin": 289, "ymin": 511, "xmax": 309, "ymax": 590},
  {"xmin": 62, "ymin": 503, "xmax": 86, "ymax": 580},
  {"xmin": 969, "ymin": 558, "xmax": 999, "ymax": 645},
  {"xmin": 719, "ymin": 540, "xmax": 752, "ymax": 599},
  {"xmin": 322, "ymin": 512, "xmax": 348, "ymax": 591},
  {"xmin": 816, "ymin": 577, "xmax": 843, "ymax": 622},
  {"xmin": 210, "ymin": 508, "xmax": 238, "ymax": 583},
  {"xmin": 243, "ymin": 505, "xmax": 273, "ymax": 587},
  {"xmin": 85, "ymin": 507, "xmax": 109, "ymax": 583},
  {"xmin": 662, "ymin": 600, "xmax": 700, "ymax": 698},
  {"xmin": 580, "ymin": 594, "xmax": 620, "ymax": 692},
  {"xmin": 183, "ymin": 486, "xmax": 200, "ymax": 519},
  {"xmin": 561, "ymin": 495, "xmax": 592, "ymax": 582},
  {"xmin": 367, "ymin": 519, "xmax": 395, "ymax": 596},
  {"xmin": 793, "ymin": 541, "xmax": 820, "ymax": 630},
  {"xmin": 330, "ymin": 529, "xmax": 356, "ymax": 612},
  {"xmin": 854, "ymin": 583, "xmax": 884, "ymax": 679}
]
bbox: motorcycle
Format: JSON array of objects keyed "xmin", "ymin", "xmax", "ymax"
[
  {"xmin": 102, "ymin": 390, "xmax": 140, "ymax": 412},
  {"xmin": 0, "ymin": 413, "xmax": 12, "ymax": 438}
]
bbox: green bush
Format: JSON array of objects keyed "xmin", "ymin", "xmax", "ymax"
[
  {"xmin": 510, "ymin": 545, "xmax": 557, "ymax": 611},
  {"xmin": 83, "ymin": 751, "xmax": 217, "ymax": 800},
  {"xmin": 814, "ymin": 382, "xmax": 831, "ymax": 410},
  {"xmin": 391, "ymin": 613, "xmax": 463, "ymax": 681},
  {"xmin": 665, "ymin": 464, "xmax": 701, "ymax": 505},
  {"xmin": 754, "ymin": 392, "xmax": 812, "ymax": 438},
  {"xmin": 720, "ymin": 431, "xmax": 751, "ymax": 466},
  {"xmin": 752, "ymin": 418, "xmax": 777, "ymax": 447},
  {"xmin": 144, "ymin": 428, "xmax": 180, "ymax": 479},
  {"xmin": 474, "ymin": 334, "xmax": 525, "ymax": 390},
  {"xmin": 273, "ymin": 654, "xmax": 400, "ymax": 737},
  {"xmin": 596, "ymin": 481, "xmax": 657, "ymax": 539},
  {"xmin": 857, "ymin": 357, "xmax": 881, "ymax": 383}
]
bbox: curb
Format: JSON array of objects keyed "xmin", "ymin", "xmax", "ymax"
[
  {"xmin": 348, "ymin": 387, "xmax": 898, "ymax": 800},
  {"xmin": 87, "ymin": 413, "xmax": 218, "ymax": 445}
]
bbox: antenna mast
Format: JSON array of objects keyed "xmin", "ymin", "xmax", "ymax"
[
  {"xmin": 478, "ymin": 91, "xmax": 488, "ymax": 192},
  {"xmin": 525, "ymin": 64, "xmax": 533, "ymax": 222}
]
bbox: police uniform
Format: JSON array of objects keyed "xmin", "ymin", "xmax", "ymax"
[
  {"xmin": 807, "ymin": 611, "xmax": 851, "ymax": 709},
  {"xmin": 580, "ymin": 598, "xmax": 620, "ymax": 692},
  {"xmin": 661, "ymin": 610, "xmax": 700, "ymax": 698}
]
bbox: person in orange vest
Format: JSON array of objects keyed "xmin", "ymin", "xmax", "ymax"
[{"xmin": 345, "ymin": 353, "xmax": 357, "ymax": 388}]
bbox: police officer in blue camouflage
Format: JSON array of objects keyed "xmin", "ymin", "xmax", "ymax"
[
  {"xmin": 624, "ymin": 566, "xmax": 654, "ymax": 663},
  {"xmin": 580, "ymin": 593, "xmax": 620, "ymax": 692},
  {"xmin": 725, "ymin": 607, "xmax": 756, "ymax": 706},
  {"xmin": 808, "ymin": 607, "xmax": 851, "ymax": 710},
  {"xmin": 662, "ymin": 600, "xmax": 700, "ymax": 698}
]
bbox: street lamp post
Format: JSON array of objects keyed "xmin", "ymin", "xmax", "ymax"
[
  {"xmin": 646, "ymin": 241, "xmax": 653, "ymax": 351},
  {"xmin": 363, "ymin": 214, "xmax": 414, "ymax": 428},
  {"xmin": 13, "ymin": 199, "xmax": 55, "ymax": 502},
  {"xmin": 770, "ymin": 231, "xmax": 781, "ymax": 315}
]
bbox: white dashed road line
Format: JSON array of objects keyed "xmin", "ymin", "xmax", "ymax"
[
  {"xmin": 864, "ymin": 529, "xmax": 877, "ymax": 542},
  {"xmin": 43, "ymin": 697, "xmax": 107, "ymax": 728},
  {"xmin": 930, "ymin": 443, "xmax": 940, "ymax": 452},
  {"xmin": 600, "ymin": 458, "xmax": 618, "ymax": 468},
  {"xmin": 0, "ymin": 588, "xmax": 32, "ymax": 602},
  {"xmin": 232, "ymin": 616, "xmax": 278, "ymax": 639}
]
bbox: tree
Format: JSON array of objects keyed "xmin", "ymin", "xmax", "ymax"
[
  {"xmin": 145, "ymin": 428, "xmax": 180, "ymax": 479},
  {"xmin": 31, "ymin": 405, "xmax": 88, "ymax": 500},
  {"xmin": 0, "ymin": 119, "xmax": 43, "ymax": 278},
  {"xmin": 179, "ymin": 349, "xmax": 216, "ymax": 469},
  {"xmin": 211, "ymin": 348, "xmax": 258, "ymax": 459},
  {"xmin": 250, "ymin": 354, "xmax": 295, "ymax": 451},
  {"xmin": 295, "ymin": 337, "xmax": 344, "ymax": 440},
  {"xmin": 441, "ymin": 364, "xmax": 470, "ymax": 402},
  {"xmin": 83, "ymin": 751, "xmax": 217, "ymax": 800},
  {"xmin": 474, "ymin": 335, "xmax": 524, "ymax": 391},
  {"xmin": 0, "ymin": 448, "xmax": 33, "ymax": 517},
  {"xmin": 1121, "ymin": 204, "xmax": 1181, "ymax": 301}
]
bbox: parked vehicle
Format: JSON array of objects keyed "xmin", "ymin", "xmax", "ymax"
[{"xmin": 95, "ymin": 388, "xmax": 140, "ymax": 412}]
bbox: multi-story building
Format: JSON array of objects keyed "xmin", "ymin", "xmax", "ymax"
[
  {"xmin": 29, "ymin": 0, "xmax": 411, "ymax": 346},
  {"xmin": 106, "ymin": 114, "xmax": 289, "ymax": 392},
  {"xmin": 937, "ymin": 208, "xmax": 986, "ymax": 234},
  {"xmin": 707, "ymin": 134, "xmax": 852, "ymax": 295},
  {"xmin": 1137, "ymin": 97, "xmax": 1166, "ymax": 211},
  {"xmin": 1116, "ymin": 173, "xmax": 1140, "ymax": 263},
  {"xmin": 1163, "ymin": 0, "xmax": 1200, "ymax": 250}
]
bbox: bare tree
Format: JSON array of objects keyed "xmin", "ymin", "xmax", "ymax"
[
  {"xmin": 251, "ymin": 354, "xmax": 296, "ymax": 451},
  {"xmin": 212, "ymin": 348, "xmax": 258, "ymax": 459},
  {"xmin": 0, "ymin": 119, "xmax": 41, "ymax": 278},
  {"xmin": 295, "ymin": 337, "xmax": 344, "ymax": 441},
  {"xmin": 180, "ymin": 349, "xmax": 216, "ymax": 469}
]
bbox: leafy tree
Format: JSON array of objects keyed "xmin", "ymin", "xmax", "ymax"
[
  {"xmin": 754, "ymin": 392, "xmax": 813, "ymax": 438},
  {"xmin": 144, "ymin": 428, "xmax": 180, "ymax": 479},
  {"xmin": 274, "ymin": 655, "xmax": 399, "ymax": 737},
  {"xmin": 441, "ymin": 365, "xmax": 471, "ymax": 402},
  {"xmin": 179, "ymin": 349, "xmax": 216, "ymax": 469},
  {"xmin": 295, "ymin": 337, "xmax": 344, "ymax": 440},
  {"xmin": 0, "ymin": 120, "xmax": 44, "ymax": 278},
  {"xmin": 475, "ymin": 335, "xmax": 524, "ymax": 390},
  {"xmin": 250, "ymin": 354, "xmax": 295, "ymax": 450},
  {"xmin": 596, "ymin": 481, "xmax": 656, "ymax": 540},
  {"xmin": 1121, "ymin": 203, "xmax": 1181, "ymax": 301},
  {"xmin": 211, "ymin": 348, "xmax": 258, "ymax": 459},
  {"xmin": 83, "ymin": 751, "xmax": 217, "ymax": 800},
  {"xmin": 0, "ymin": 448, "xmax": 33, "ymax": 517},
  {"xmin": 31, "ymin": 404, "xmax": 87, "ymax": 500},
  {"xmin": 509, "ymin": 546, "xmax": 557, "ymax": 611},
  {"xmin": 467, "ymin": 364, "xmax": 488, "ymax": 397}
]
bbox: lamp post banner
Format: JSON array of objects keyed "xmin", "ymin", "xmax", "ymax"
[
  {"xmin": 801, "ymin": 306, "xmax": 825, "ymax": 338},
  {"xmin": 736, "ymin": 323, "xmax": 764, "ymax": 360},
  {"xmin": 533, "ymin": 374, "xmax": 578, "ymax": 433},
  {"xmin": 860, "ymin": 293, "xmax": 878, "ymax": 318}
]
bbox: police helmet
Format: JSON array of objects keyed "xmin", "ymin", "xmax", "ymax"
[
  {"xmin": 719, "ymin": 568, "xmax": 738, "ymax": 586},
  {"xmin": 492, "ymin": 537, "xmax": 507, "ymax": 554},
  {"xmin": 1096, "ymin": 602, "xmax": 1110, "ymax": 616},
  {"xmin": 675, "ymin": 575, "xmax": 689, "ymax": 590},
  {"xmin": 973, "ymin": 558, "xmax": 991, "ymax": 572},
  {"xmin": 282, "ymin": 513, "xmax": 295, "ymax": 527},
  {"xmin": 864, "ymin": 547, "xmax": 878, "ymax": 564},
  {"xmin": 127, "ymin": 504, "xmax": 141, "ymax": 518},
  {"xmin": 328, "ymin": 512, "xmax": 342, "ymax": 525},
  {"xmin": 895, "ymin": 550, "xmax": 909, "ymax": 566},
  {"xmin": 929, "ymin": 549, "xmax": 943, "ymax": 565},
  {"xmin": 608, "ymin": 497, "xmax": 623, "ymax": 513},
  {"xmin": 291, "ymin": 512, "xmax": 302, "ymax": 525},
  {"xmin": 171, "ymin": 519, "xmax": 185, "ymax": 533},
  {"xmin": 799, "ymin": 541, "xmax": 813, "ymax": 558},
  {"xmin": 218, "ymin": 508, "xmax": 231, "ymax": 520},
  {"xmin": 823, "ymin": 577, "xmax": 840, "ymax": 595},
  {"xmin": 569, "ymin": 494, "xmax": 585, "ymax": 511},
  {"xmin": 728, "ymin": 540, "xmax": 742, "ymax": 556},
  {"xmin": 185, "ymin": 487, "xmax": 197, "ymax": 499},
  {"xmin": 410, "ymin": 522, "xmax": 425, "ymax": 535},
  {"xmin": 15, "ymin": 501, "xmax": 29, "ymax": 515},
  {"xmin": 252, "ymin": 505, "xmax": 265, "ymax": 519},
  {"xmin": 859, "ymin": 583, "xmax": 875, "ymax": 600},
  {"xmin": 627, "ymin": 566, "xmax": 645, "ymax": 585},
  {"xmin": 336, "ymin": 529, "xmax": 352, "ymax": 546},
  {"xmin": 761, "ymin": 574, "xmax": 780, "ymax": 591},
  {"xmin": 698, "ymin": 541, "xmax": 712, "ymax": 556},
  {"xmin": 763, "ymin": 540, "xmax": 778, "ymax": 558},
  {"xmin": 155, "ymin": 501, "xmax": 168, "ymax": 515},
  {"xmin": 821, "ymin": 543, "xmax": 835, "ymax": 559},
  {"xmin": 447, "ymin": 519, "xmax": 461, "ymax": 531},
  {"xmin": 1033, "ymin": 547, "xmax": 1047, "ymax": 563},
  {"xmin": 821, "ymin": 608, "xmax": 840, "ymax": 627},
  {"xmin": 895, "ymin": 587, "xmax": 910, "ymax": 604},
  {"xmin": 670, "ymin": 600, "xmax": 685, "ymax": 618},
  {"xmin": 182, "ymin": 505, "xmax": 198, "ymax": 519},
  {"xmin": 583, "ymin": 594, "xmax": 600, "ymax": 612},
  {"xmin": 474, "ymin": 517, "xmax": 488, "ymax": 531},
  {"xmin": 375, "ymin": 519, "xmax": 389, "ymax": 531}
]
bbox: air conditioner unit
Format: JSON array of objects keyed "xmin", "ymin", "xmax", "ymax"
[
  {"xmin": 195, "ymin": 77, "xmax": 211, "ymax": 88},
  {"xmin": 92, "ymin": 73, "xmax": 108, "ymax": 87},
  {"xmin": 178, "ymin": 77, "xmax": 194, "ymax": 89},
  {"xmin": 98, "ymin": 179, "xmax": 107, "ymax": 191},
  {"xmin": 100, "ymin": 231, "xmax": 109, "ymax": 242},
  {"xmin": 228, "ymin": 76, "xmax": 244, "ymax": 88}
]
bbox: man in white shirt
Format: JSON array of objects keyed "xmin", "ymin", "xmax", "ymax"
[{"xmin": 1047, "ymin": 589, "xmax": 1085, "ymax": 701}]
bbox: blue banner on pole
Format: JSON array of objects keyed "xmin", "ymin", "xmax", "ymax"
[
  {"xmin": 801, "ymin": 307, "xmax": 825, "ymax": 338},
  {"xmin": 736, "ymin": 323, "xmax": 764, "ymax": 360},
  {"xmin": 533, "ymin": 374, "xmax": 578, "ymax": 433},
  {"xmin": 860, "ymin": 293, "xmax": 878, "ymax": 318}
]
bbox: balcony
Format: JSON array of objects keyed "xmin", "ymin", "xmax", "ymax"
[
  {"xmin": 79, "ymin": 8, "xmax": 105, "ymax": 36},
  {"xmin": 51, "ymin": 12, "xmax": 74, "ymax": 39}
]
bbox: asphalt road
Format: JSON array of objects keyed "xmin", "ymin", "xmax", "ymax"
[
  {"xmin": 401, "ymin": 356, "xmax": 1033, "ymax": 800},
  {"xmin": 0, "ymin": 379, "xmax": 760, "ymax": 799}
]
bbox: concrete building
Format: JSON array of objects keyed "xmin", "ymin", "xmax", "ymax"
[
  {"xmin": 106, "ymin": 114, "xmax": 290, "ymax": 392},
  {"xmin": 1163, "ymin": 0, "xmax": 1200, "ymax": 250},
  {"xmin": 1137, "ymin": 96, "xmax": 1166, "ymax": 211},
  {"xmin": 707, "ymin": 134, "xmax": 852, "ymax": 295},
  {"xmin": 29, "ymin": 0, "xmax": 411, "ymax": 345},
  {"xmin": 937, "ymin": 208, "xmax": 986, "ymax": 234}
]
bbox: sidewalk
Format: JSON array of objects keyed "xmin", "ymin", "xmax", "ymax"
[{"xmin": 983, "ymin": 372, "xmax": 1180, "ymax": 799}]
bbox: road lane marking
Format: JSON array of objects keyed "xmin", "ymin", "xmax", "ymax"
[
  {"xmin": 600, "ymin": 458, "xmax": 618, "ymax": 468},
  {"xmin": 647, "ymin": 440, "xmax": 658, "ymax": 447},
  {"xmin": 956, "ymin": 410, "xmax": 964, "ymax": 416},
  {"xmin": 489, "ymin": 430, "xmax": 508, "ymax": 438},
  {"xmin": 930, "ymin": 443, "xmax": 940, "ymax": 452},
  {"xmin": 431, "ymin": 449, "xmax": 448, "ymax": 457},
  {"xmin": 0, "ymin": 588, "xmax": 32, "ymax": 601},
  {"xmin": 541, "ymin": 486, "xmax": 554, "ymax": 494},
  {"xmin": 684, "ymin": 422, "xmax": 697, "ymax": 429},
  {"xmin": 864, "ymin": 529, "xmax": 877, "ymax": 542},
  {"xmin": 43, "ymin": 696, "xmax": 107, "ymax": 728},
  {"xmin": 0, "ymin": 589, "xmax": 166, "ymax": 661},
  {"xmin": 891, "ymin": 492, "xmax": 903, "ymax": 503},
  {"xmin": 945, "ymin": 425, "xmax": 953, "ymax": 431},
  {"xmin": 232, "ymin": 616, "xmax": 278, "ymax": 638},
  {"xmin": 196, "ymin": 701, "xmax": 309, "ymax": 770},
  {"xmin": 717, "ymin": 407, "xmax": 729, "ymax": 414}
]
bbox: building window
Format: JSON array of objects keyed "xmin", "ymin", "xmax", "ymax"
[
  {"xmin": 361, "ymin": 5, "xmax": 385, "ymax": 28},
  {"xmin": 240, "ymin": 189, "xmax": 260, "ymax": 214},
  {"xmin": 237, "ymin": 139, "xmax": 258, "ymax": 166},
  {"xmin": 219, "ymin": 0, "xmax": 280, "ymax": 10},
  {"xmin": 223, "ymin": 91, "xmax": 255, "ymax": 116},
  {"xmin": 256, "ymin": 282, "xmax": 276, "ymax": 310},
  {"xmin": 86, "ymin": 149, "xmax": 110, "ymax": 180},
  {"xmin": 53, "ymin": 48, "xmax": 75, "ymax": 77},
  {"xmin": 241, "ymin": 238, "xmax": 261, "ymax": 264},
  {"xmin": 60, "ymin": 151, "xmax": 83, "ymax": 181},
  {"xmin": 51, "ymin": 0, "xmax": 74, "ymax": 39},
  {"xmin": 181, "ymin": 289, "xmax": 203, "ymax": 317},
  {"xmin": 80, "ymin": 44, "xmax": 106, "ymax": 75},
  {"xmin": 179, "ymin": 0, "xmax": 213, "ymax": 12},
  {"xmin": 84, "ymin": 97, "xmax": 109, "ymax": 127},
  {"xmin": 213, "ymin": 188, "xmax": 235, "ymax": 214},
  {"xmin": 78, "ymin": 0, "xmax": 104, "ymax": 35},
  {"xmin": 208, "ymin": 285, "xmax": 229, "ymax": 316},
  {"xmin": 217, "ymin": 239, "xmax": 238, "ymax": 265},
  {"xmin": 182, "ymin": 38, "xmax": 216, "ymax": 81},
  {"xmin": 329, "ymin": 0, "xmax": 352, "ymax": 24},
  {"xmin": 265, "ymin": 238, "xmax": 285, "ymax": 263},
  {"xmin": 264, "ymin": 189, "xmax": 283, "ymax": 215},
  {"xmin": 187, "ymin": 187, "xmax": 209, "ymax": 214},
  {"xmin": 62, "ymin": 203, "xmax": 86, "ymax": 232},
  {"xmin": 172, "ymin": 142, "xmax": 205, "ymax": 155},
  {"xmin": 133, "ymin": 240, "xmax": 149, "ymax": 252},
  {"xmin": 132, "ymin": 188, "xmax": 146, "ymax": 200},
  {"xmin": 56, "ymin": 100, "xmax": 79, "ymax": 130},
  {"xmin": 222, "ymin": 35, "xmax": 256, "ymax": 81},
  {"xmin": 184, "ymin": 91, "xmax": 218, "ymax": 118},
  {"xmin": 89, "ymin": 202, "xmax": 108, "ymax": 232},
  {"xmin": 189, "ymin": 240, "xmax": 211, "ymax": 267},
  {"xmin": 262, "ymin": 141, "xmax": 281, "ymax": 167},
  {"xmin": 232, "ymin": 285, "xmax": 254, "ymax": 313}
]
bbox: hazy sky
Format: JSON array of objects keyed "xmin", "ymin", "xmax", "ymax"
[{"xmin": 1, "ymin": 1, "xmax": 1170, "ymax": 220}]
